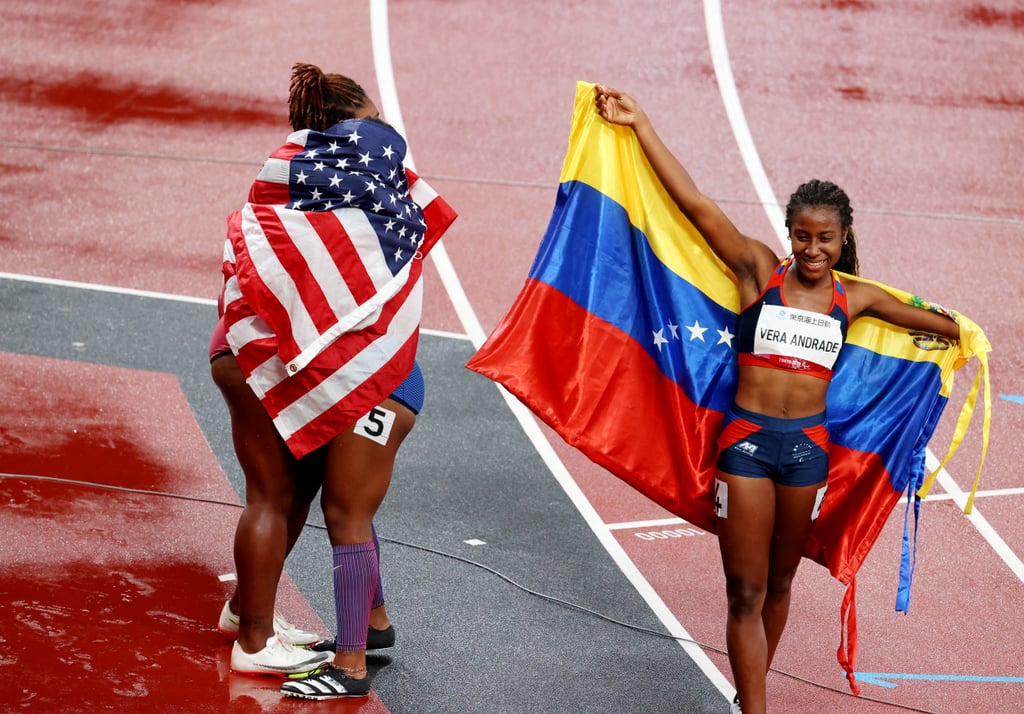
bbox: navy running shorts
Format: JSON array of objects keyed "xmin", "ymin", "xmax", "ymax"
[{"xmin": 716, "ymin": 404, "xmax": 829, "ymax": 487}]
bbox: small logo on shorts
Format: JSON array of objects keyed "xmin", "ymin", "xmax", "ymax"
[
  {"xmin": 791, "ymin": 442, "xmax": 815, "ymax": 462},
  {"xmin": 735, "ymin": 441, "xmax": 758, "ymax": 456}
]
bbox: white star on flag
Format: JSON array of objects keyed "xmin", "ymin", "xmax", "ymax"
[
  {"xmin": 687, "ymin": 320, "xmax": 707, "ymax": 341},
  {"xmin": 717, "ymin": 326, "xmax": 734, "ymax": 347},
  {"xmin": 653, "ymin": 328, "xmax": 669, "ymax": 351}
]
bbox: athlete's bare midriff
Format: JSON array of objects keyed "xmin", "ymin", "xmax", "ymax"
[{"xmin": 733, "ymin": 363, "xmax": 831, "ymax": 419}]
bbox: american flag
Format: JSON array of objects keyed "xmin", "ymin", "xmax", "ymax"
[{"xmin": 221, "ymin": 119, "xmax": 456, "ymax": 458}]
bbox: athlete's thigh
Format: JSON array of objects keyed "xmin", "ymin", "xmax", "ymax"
[
  {"xmin": 211, "ymin": 354, "xmax": 297, "ymax": 501},
  {"xmin": 320, "ymin": 399, "xmax": 417, "ymax": 511},
  {"xmin": 768, "ymin": 480, "xmax": 826, "ymax": 574},
  {"xmin": 715, "ymin": 471, "xmax": 777, "ymax": 581}
]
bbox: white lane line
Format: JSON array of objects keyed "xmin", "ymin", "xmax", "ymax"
[
  {"xmin": 369, "ymin": 0, "xmax": 486, "ymax": 349},
  {"xmin": 913, "ymin": 486, "xmax": 1024, "ymax": 502},
  {"xmin": 702, "ymin": 0, "xmax": 1022, "ymax": 588},
  {"xmin": 0, "ymin": 272, "xmax": 217, "ymax": 305},
  {"xmin": 493, "ymin": 389, "xmax": 733, "ymax": 692},
  {"xmin": 607, "ymin": 518, "xmax": 689, "ymax": 531},
  {"xmin": 0, "ymin": 272, "xmax": 469, "ymax": 349},
  {"xmin": 703, "ymin": 0, "xmax": 788, "ymax": 248},
  {"xmin": 369, "ymin": 0, "xmax": 732, "ymax": 694},
  {"xmin": 420, "ymin": 327, "xmax": 475, "ymax": 342},
  {"xmin": 928, "ymin": 453, "xmax": 1024, "ymax": 582},
  {"xmin": 605, "ymin": 486, "xmax": 1024, "ymax": 532}
]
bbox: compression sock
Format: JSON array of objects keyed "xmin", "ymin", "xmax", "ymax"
[{"xmin": 332, "ymin": 541, "xmax": 377, "ymax": 650}]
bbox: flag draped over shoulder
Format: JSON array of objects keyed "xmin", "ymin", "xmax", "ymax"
[
  {"xmin": 222, "ymin": 118, "xmax": 456, "ymax": 459},
  {"xmin": 466, "ymin": 81, "xmax": 991, "ymax": 691}
]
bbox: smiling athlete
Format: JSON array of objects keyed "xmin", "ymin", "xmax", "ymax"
[{"xmin": 595, "ymin": 84, "xmax": 960, "ymax": 714}]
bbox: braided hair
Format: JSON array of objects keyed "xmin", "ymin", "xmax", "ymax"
[
  {"xmin": 784, "ymin": 179, "xmax": 860, "ymax": 276},
  {"xmin": 288, "ymin": 62, "xmax": 370, "ymax": 131}
]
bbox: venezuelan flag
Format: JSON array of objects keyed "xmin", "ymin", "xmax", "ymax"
[{"xmin": 466, "ymin": 81, "xmax": 990, "ymax": 692}]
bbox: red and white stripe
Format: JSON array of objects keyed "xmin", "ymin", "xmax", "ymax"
[{"xmin": 221, "ymin": 160, "xmax": 455, "ymax": 458}]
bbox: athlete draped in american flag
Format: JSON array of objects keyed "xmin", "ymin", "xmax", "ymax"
[{"xmin": 209, "ymin": 63, "xmax": 455, "ymax": 697}]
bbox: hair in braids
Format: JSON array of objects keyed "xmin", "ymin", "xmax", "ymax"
[
  {"xmin": 288, "ymin": 62, "xmax": 370, "ymax": 132},
  {"xmin": 784, "ymin": 179, "xmax": 860, "ymax": 276}
]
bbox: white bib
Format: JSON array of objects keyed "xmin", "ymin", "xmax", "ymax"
[{"xmin": 752, "ymin": 304, "xmax": 843, "ymax": 370}]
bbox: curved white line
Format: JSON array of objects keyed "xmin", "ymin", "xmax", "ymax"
[
  {"xmin": 0, "ymin": 272, "xmax": 217, "ymax": 305},
  {"xmin": 704, "ymin": 0, "xmax": 788, "ymax": 248},
  {"xmin": 369, "ymin": 0, "xmax": 731, "ymax": 696},
  {"xmin": 369, "ymin": 0, "xmax": 486, "ymax": 348}
]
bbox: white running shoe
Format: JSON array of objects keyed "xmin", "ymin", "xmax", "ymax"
[
  {"xmin": 230, "ymin": 635, "xmax": 331, "ymax": 678},
  {"xmin": 218, "ymin": 600, "xmax": 323, "ymax": 647}
]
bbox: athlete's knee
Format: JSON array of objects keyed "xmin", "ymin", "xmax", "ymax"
[
  {"xmin": 242, "ymin": 485, "xmax": 294, "ymax": 515},
  {"xmin": 320, "ymin": 499, "xmax": 349, "ymax": 529},
  {"xmin": 724, "ymin": 575, "xmax": 765, "ymax": 619},
  {"xmin": 321, "ymin": 506, "xmax": 373, "ymax": 544},
  {"xmin": 766, "ymin": 566, "xmax": 799, "ymax": 599},
  {"xmin": 242, "ymin": 465, "xmax": 306, "ymax": 510}
]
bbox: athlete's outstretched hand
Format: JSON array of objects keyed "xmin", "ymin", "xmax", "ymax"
[{"xmin": 594, "ymin": 84, "xmax": 645, "ymax": 127}]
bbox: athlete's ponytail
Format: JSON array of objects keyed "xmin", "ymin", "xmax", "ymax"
[
  {"xmin": 836, "ymin": 227, "xmax": 860, "ymax": 277},
  {"xmin": 288, "ymin": 62, "xmax": 369, "ymax": 132}
]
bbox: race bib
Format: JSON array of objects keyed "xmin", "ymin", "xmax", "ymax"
[
  {"xmin": 355, "ymin": 406, "xmax": 396, "ymax": 446},
  {"xmin": 753, "ymin": 305, "xmax": 843, "ymax": 370}
]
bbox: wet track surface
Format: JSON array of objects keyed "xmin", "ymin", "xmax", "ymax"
[{"xmin": 1, "ymin": 1, "xmax": 1023, "ymax": 712}]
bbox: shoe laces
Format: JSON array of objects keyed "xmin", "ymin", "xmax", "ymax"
[
  {"xmin": 272, "ymin": 612, "xmax": 308, "ymax": 636},
  {"xmin": 265, "ymin": 635, "xmax": 297, "ymax": 653}
]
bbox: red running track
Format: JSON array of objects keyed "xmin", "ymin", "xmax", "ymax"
[{"xmin": 1, "ymin": 1, "xmax": 1022, "ymax": 712}]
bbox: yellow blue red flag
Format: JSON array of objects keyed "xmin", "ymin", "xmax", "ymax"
[{"xmin": 467, "ymin": 80, "xmax": 990, "ymax": 692}]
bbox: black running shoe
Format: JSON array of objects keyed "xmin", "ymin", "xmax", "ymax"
[
  {"xmin": 310, "ymin": 625, "xmax": 396, "ymax": 653},
  {"xmin": 280, "ymin": 666, "xmax": 370, "ymax": 699},
  {"xmin": 367, "ymin": 625, "xmax": 396, "ymax": 650}
]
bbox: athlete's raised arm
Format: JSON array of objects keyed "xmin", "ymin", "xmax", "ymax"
[{"xmin": 594, "ymin": 84, "xmax": 777, "ymax": 292}]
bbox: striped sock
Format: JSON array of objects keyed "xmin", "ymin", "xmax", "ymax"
[{"xmin": 332, "ymin": 541, "xmax": 377, "ymax": 650}]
